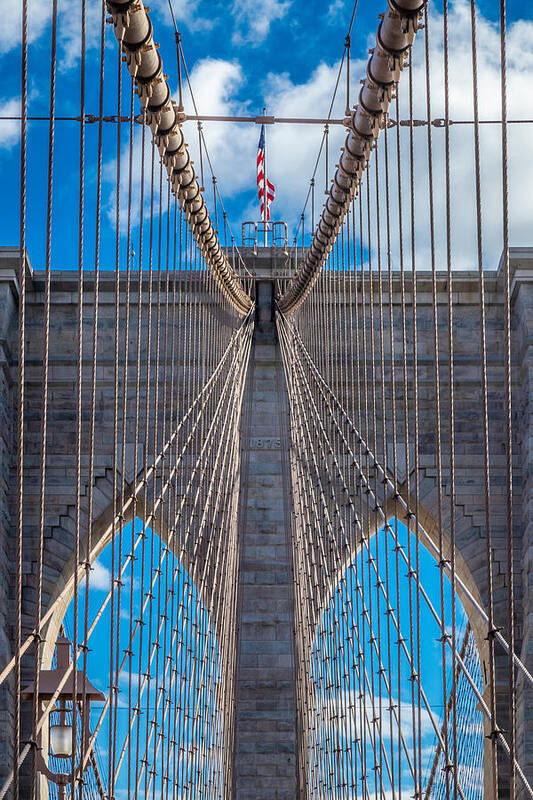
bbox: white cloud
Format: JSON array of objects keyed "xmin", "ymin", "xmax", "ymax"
[
  {"xmin": 0, "ymin": 0, "xmax": 288, "ymax": 59},
  {"xmin": 0, "ymin": 0, "xmax": 51, "ymax": 55},
  {"xmin": 217, "ymin": 1, "xmax": 533, "ymax": 270},
  {"xmin": 57, "ymin": 0, "xmax": 104, "ymax": 70},
  {"xmin": 103, "ymin": 123, "xmax": 154, "ymax": 233},
  {"xmin": 105, "ymin": 57, "xmax": 255, "ymax": 233},
  {"xmin": 0, "ymin": 0, "xmax": 103, "ymax": 66},
  {"xmin": 256, "ymin": 0, "xmax": 533, "ymax": 269},
  {"xmin": 179, "ymin": 55, "xmax": 362, "ymax": 234},
  {"xmin": 327, "ymin": 0, "xmax": 346, "ymax": 25},
  {"xmin": 257, "ymin": 1, "xmax": 533, "ymax": 268},
  {"xmin": 90, "ymin": 560, "xmax": 112, "ymax": 591},
  {"xmin": 148, "ymin": 0, "xmax": 215, "ymax": 34},
  {"xmin": 105, "ymin": 1, "xmax": 533, "ymax": 269},
  {"xmin": 183, "ymin": 58, "xmax": 257, "ymax": 193},
  {"xmin": 231, "ymin": 0, "xmax": 291, "ymax": 46},
  {"xmin": 377, "ymin": 0, "xmax": 533, "ymax": 270},
  {"xmin": 0, "ymin": 97, "xmax": 20, "ymax": 149},
  {"xmin": 0, "ymin": 0, "xmax": 216, "ymax": 65},
  {"xmin": 263, "ymin": 59, "xmax": 361, "ymax": 229},
  {"xmin": 118, "ymin": 669, "xmax": 142, "ymax": 688},
  {"xmin": 316, "ymin": 690, "xmax": 439, "ymax": 746}
]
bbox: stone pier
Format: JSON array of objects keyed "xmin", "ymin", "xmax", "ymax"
[{"xmin": 233, "ymin": 279, "xmax": 298, "ymax": 798}]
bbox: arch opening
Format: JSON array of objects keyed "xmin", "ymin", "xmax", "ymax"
[
  {"xmin": 43, "ymin": 517, "xmax": 226, "ymax": 799},
  {"xmin": 306, "ymin": 518, "xmax": 485, "ymax": 800}
]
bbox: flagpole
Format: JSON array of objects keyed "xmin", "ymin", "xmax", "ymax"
[{"xmin": 262, "ymin": 106, "xmax": 267, "ymax": 247}]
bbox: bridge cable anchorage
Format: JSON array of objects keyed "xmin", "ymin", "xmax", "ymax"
[
  {"xmin": 105, "ymin": 0, "xmax": 252, "ymax": 314},
  {"xmin": 278, "ymin": 0, "xmax": 427, "ymax": 315}
]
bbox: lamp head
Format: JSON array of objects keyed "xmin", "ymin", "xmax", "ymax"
[{"xmin": 49, "ymin": 722, "xmax": 73, "ymax": 758}]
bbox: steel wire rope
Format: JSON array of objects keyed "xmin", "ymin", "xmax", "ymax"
[
  {"xmin": 278, "ymin": 313, "xmax": 533, "ymax": 798},
  {"xmin": 13, "ymin": 0, "xmax": 28, "ymax": 792},
  {"xmin": 145, "ymin": 163, "xmax": 169, "ymax": 800},
  {"xmin": 339, "ymin": 220, "xmax": 357, "ymax": 797},
  {"xmin": 284, "ymin": 317, "xmax": 533, "ymax": 688},
  {"xmin": 469, "ymin": 3, "xmax": 498, "ymax": 794},
  {"xmin": 126, "ymin": 83, "xmax": 148, "ymax": 800},
  {"xmin": 0, "ymin": 311, "xmax": 251, "ymax": 697},
  {"xmin": 280, "ymin": 317, "xmax": 474, "ymax": 699},
  {"xmin": 361, "ymin": 169, "xmax": 384, "ymax": 800},
  {"xmin": 105, "ymin": 0, "xmax": 251, "ymax": 314},
  {"xmin": 330, "ymin": 236, "xmax": 352, "ymax": 800},
  {"xmin": 368, "ymin": 160, "xmax": 390, "ymax": 800},
  {"xmin": 407, "ymin": 56, "xmax": 425, "ymax": 799},
  {"xmin": 358, "ymin": 184, "xmax": 375, "ymax": 800},
  {"xmin": 159, "ymin": 194, "xmax": 180, "ymax": 800},
  {"xmin": 280, "ymin": 0, "xmax": 428, "ymax": 314},
  {"xmin": 424, "ymin": 624, "xmax": 473, "ymax": 799},
  {"xmin": 282, "ymin": 325, "xmax": 408, "ymax": 796},
  {"xmin": 288, "ymin": 327, "xmax": 414, "ymax": 797},
  {"xmin": 81, "ymin": 317, "xmax": 252, "ymax": 784},
  {"xmin": 0, "ymin": 319, "xmax": 251, "ymax": 798},
  {"xmin": 70, "ymin": 0, "xmax": 87, "ymax": 791},
  {"xmin": 164, "ymin": 8, "xmax": 252, "ymax": 281},
  {"xmin": 3, "ymin": 156, "xmax": 248, "ymax": 800},
  {"xmin": 291, "ymin": 0, "xmax": 360, "ymax": 250},
  {"xmin": 499, "ymin": 3, "xmax": 516, "ymax": 796},
  {"xmin": 282, "ymin": 343, "xmax": 378, "ymax": 797},
  {"xmin": 31, "ymin": 0, "xmax": 57, "ymax": 796},
  {"xmin": 442, "ymin": 5, "xmax": 460, "ymax": 797},
  {"xmin": 145, "ymin": 318, "xmax": 249, "ymax": 792},
  {"xmin": 422, "ymin": 8, "xmax": 452, "ymax": 797},
  {"xmin": 391, "ymin": 79, "xmax": 424, "ymax": 800},
  {"xmin": 278, "ymin": 313, "xmax": 450, "ymax": 798},
  {"xmin": 373, "ymin": 140, "xmax": 399, "ymax": 800},
  {"xmin": 78, "ymin": 1, "xmax": 107, "ymax": 798},
  {"xmin": 167, "ymin": 336, "xmax": 247, "ymax": 793},
  {"xmin": 117, "ymin": 49, "xmax": 140, "ymax": 800},
  {"xmin": 345, "ymin": 210, "xmax": 363, "ymax": 799},
  {"xmin": 380, "ymin": 115, "xmax": 406, "ymax": 800},
  {"xmin": 282, "ymin": 294, "xmax": 390, "ymax": 792},
  {"xmin": 278, "ymin": 314, "xmax": 476, "ymax": 800},
  {"xmin": 84, "ymin": 378, "xmax": 244, "ymax": 790},
  {"xmin": 132, "ymin": 134, "xmax": 157, "ymax": 800},
  {"xmin": 107, "ymin": 34, "xmax": 124, "ymax": 797},
  {"xmin": 369, "ymin": 149, "xmax": 390, "ymax": 800}
]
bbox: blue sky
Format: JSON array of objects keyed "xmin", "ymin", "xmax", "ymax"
[
  {"xmin": 60, "ymin": 517, "xmax": 484, "ymax": 798},
  {"xmin": 62, "ymin": 519, "xmax": 225, "ymax": 798},
  {"xmin": 1, "ymin": 0, "xmax": 533, "ymax": 273},
  {"xmin": 310, "ymin": 521, "xmax": 483, "ymax": 799}
]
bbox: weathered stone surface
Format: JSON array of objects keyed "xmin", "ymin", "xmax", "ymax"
[
  {"xmin": 1, "ymin": 247, "xmax": 533, "ymax": 798},
  {"xmin": 234, "ymin": 294, "xmax": 298, "ymax": 798}
]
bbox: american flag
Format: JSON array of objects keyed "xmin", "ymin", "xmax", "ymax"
[{"xmin": 257, "ymin": 125, "xmax": 275, "ymax": 222}]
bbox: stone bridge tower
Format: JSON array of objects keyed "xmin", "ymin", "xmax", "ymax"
[{"xmin": 1, "ymin": 246, "xmax": 533, "ymax": 798}]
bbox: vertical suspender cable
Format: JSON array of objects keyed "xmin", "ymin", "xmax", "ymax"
[
  {"xmin": 470, "ymin": 2, "xmax": 498, "ymax": 795},
  {"xmin": 442, "ymin": 4, "xmax": 459, "ymax": 797},
  {"xmin": 500, "ymin": 2, "xmax": 515, "ymax": 796},
  {"xmin": 31, "ymin": 0, "xmax": 57, "ymax": 795},
  {"xmin": 279, "ymin": 0, "xmax": 427, "ymax": 313},
  {"xmin": 71, "ymin": 0, "xmax": 86, "ymax": 788},
  {"xmin": 14, "ymin": 0, "xmax": 28, "ymax": 793},
  {"xmin": 424, "ymin": 8, "xmax": 451, "ymax": 797}
]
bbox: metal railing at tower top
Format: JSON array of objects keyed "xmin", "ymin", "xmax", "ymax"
[
  {"xmin": 242, "ymin": 221, "xmax": 288, "ymax": 253},
  {"xmin": 278, "ymin": 0, "xmax": 427, "ymax": 314},
  {"xmin": 106, "ymin": 0, "xmax": 252, "ymax": 315}
]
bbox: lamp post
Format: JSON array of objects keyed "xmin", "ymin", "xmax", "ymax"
[{"xmin": 22, "ymin": 634, "xmax": 105, "ymax": 799}]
